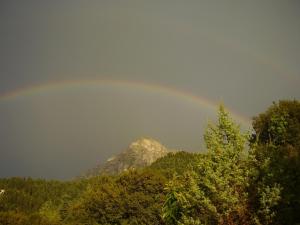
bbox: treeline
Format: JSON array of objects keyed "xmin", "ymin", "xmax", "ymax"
[
  {"xmin": 0, "ymin": 100, "xmax": 299, "ymax": 225},
  {"xmin": 0, "ymin": 178, "xmax": 88, "ymax": 224}
]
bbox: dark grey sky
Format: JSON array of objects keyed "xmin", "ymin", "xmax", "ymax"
[{"xmin": 0, "ymin": 0, "xmax": 299, "ymax": 179}]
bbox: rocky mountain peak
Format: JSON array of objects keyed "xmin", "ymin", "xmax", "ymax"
[
  {"xmin": 86, "ymin": 138, "xmax": 169, "ymax": 176},
  {"xmin": 128, "ymin": 137, "xmax": 167, "ymax": 154}
]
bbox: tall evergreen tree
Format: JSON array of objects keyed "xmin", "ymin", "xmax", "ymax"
[{"xmin": 163, "ymin": 106, "xmax": 252, "ymax": 225}]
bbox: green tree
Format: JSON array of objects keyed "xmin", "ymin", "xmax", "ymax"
[
  {"xmin": 150, "ymin": 151, "xmax": 205, "ymax": 178},
  {"xmin": 39, "ymin": 200, "xmax": 61, "ymax": 223},
  {"xmin": 71, "ymin": 170, "xmax": 167, "ymax": 225},
  {"xmin": 250, "ymin": 100, "xmax": 300, "ymax": 225},
  {"xmin": 163, "ymin": 105, "xmax": 252, "ymax": 225}
]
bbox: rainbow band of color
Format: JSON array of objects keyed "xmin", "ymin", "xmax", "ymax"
[{"xmin": 0, "ymin": 79, "xmax": 251, "ymax": 126}]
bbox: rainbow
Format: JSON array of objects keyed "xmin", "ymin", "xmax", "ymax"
[{"xmin": 0, "ymin": 79, "xmax": 251, "ymax": 126}]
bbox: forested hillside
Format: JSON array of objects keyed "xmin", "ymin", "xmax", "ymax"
[{"xmin": 0, "ymin": 100, "xmax": 299, "ymax": 225}]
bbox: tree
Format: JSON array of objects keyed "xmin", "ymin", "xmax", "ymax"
[
  {"xmin": 71, "ymin": 170, "xmax": 167, "ymax": 225},
  {"xmin": 163, "ymin": 105, "xmax": 252, "ymax": 225},
  {"xmin": 250, "ymin": 100, "xmax": 300, "ymax": 225},
  {"xmin": 150, "ymin": 151, "xmax": 205, "ymax": 178}
]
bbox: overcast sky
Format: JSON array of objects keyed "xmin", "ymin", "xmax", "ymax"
[{"xmin": 0, "ymin": 0, "xmax": 299, "ymax": 179}]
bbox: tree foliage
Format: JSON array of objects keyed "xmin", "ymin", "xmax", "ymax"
[
  {"xmin": 150, "ymin": 151, "xmax": 205, "ymax": 178},
  {"xmin": 250, "ymin": 100, "xmax": 300, "ymax": 224},
  {"xmin": 163, "ymin": 106, "xmax": 252, "ymax": 225},
  {"xmin": 69, "ymin": 170, "xmax": 167, "ymax": 225}
]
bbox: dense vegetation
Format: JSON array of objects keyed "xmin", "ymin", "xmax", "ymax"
[{"xmin": 0, "ymin": 100, "xmax": 299, "ymax": 225}]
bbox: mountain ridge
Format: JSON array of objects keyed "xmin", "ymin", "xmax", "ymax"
[{"xmin": 86, "ymin": 138, "xmax": 171, "ymax": 176}]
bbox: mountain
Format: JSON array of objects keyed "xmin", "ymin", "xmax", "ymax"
[{"xmin": 86, "ymin": 138, "xmax": 170, "ymax": 176}]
